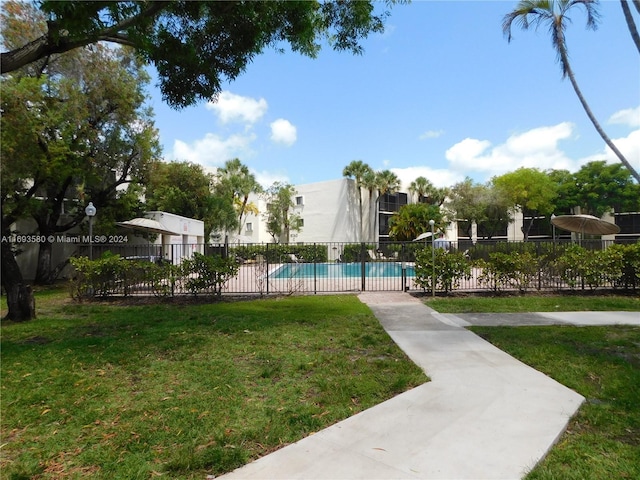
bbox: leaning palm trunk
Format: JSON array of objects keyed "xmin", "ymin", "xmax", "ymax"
[
  {"xmin": 620, "ymin": 0, "xmax": 640, "ymax": 53},
  {"xmin": 558, "ymin": 39, "xmax": 640, "ymax": 183}
]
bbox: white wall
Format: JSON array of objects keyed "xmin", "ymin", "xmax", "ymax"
[
  {"xmin": 291, "ymin": 179, "xmax": 361, "ymax": 243},
  {"xmin": 146, "ymin": 211, "xmax": 204, "ymax": 263}
]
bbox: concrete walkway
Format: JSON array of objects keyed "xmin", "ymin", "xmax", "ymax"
[{"xmin": 219, "ymin": 293, "xmax": 607, "ymax": 479}]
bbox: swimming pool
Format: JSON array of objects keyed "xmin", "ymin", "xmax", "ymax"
[{"xmin": 270, "ymin": 262, "xmax": 416, "ymax": 279}]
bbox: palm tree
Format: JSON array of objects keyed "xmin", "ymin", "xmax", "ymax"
[
  {"xmin": 408, "ymin": 176, "xmax": 431, "ymax": 203},
  {"xmin": 374, "ymin": 170, "xmax": 401, "ymax": 242},
  {"xmin": 620, "ymin": 0, "xmax": 640, "ymax": 53},
  {"xmin": 342, "ymin": 160, "xmax": 373, "ymax": 240},
  {"xmin": 503, "ymin": 0, "xmax": 640, "ymax": 183},
  {"xmin": 216, "ymin": 158, "xmax": 263, "ymax": 234},
  {"xmin": 361, "ymin": 168, "xmax": 378, "ymax": 240}
]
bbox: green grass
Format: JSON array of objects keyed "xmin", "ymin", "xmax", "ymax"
[
  {"xmin": 425, "ymin": 294, "xmax": 640, "ymax": 478},
  {"xmin": 425, "ymin": 294, "xmax": 640, "ymax": 313},
  {"xmin": 1, "ymin": 292, "xmax": 427, "ymax": 479},
  {"xmin": 470, "ymin": 325, "xmax": 640, "ymax": 479}
]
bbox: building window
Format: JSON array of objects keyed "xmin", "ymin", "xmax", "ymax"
[
  {"xmin": 379, "ymin": 192, "xmax": 408, "ymax": 212},
  {"xmin": 299, "ymin": 218, "xmax": 304, "ymax": 227},
  {"xmin": 523, "ymin": 214, "xmax": 552, "ymax": 237},
  {"xmin": 457, "ymin": 220, "xmax": 472, "ymax": 238},
  {"xmin": 615, "ymin": 212, "xmax": 640, "ymax": 236},
  {"xmin": 245, "ymin": 223, "xmax": 252, "ymax": 232},
  {"xmin": 295, "ymin": 195, "xmax": 304, "ymax": 206}
]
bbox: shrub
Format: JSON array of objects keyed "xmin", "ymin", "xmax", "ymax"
[
  {"xmin": 145, "ymin": 261, "xmax": 183, "ymax": 297},
  {"xmin": 477, "ymin": 251, "xmax": 541, "ymax": 293},
  {"xmin": 230, "ymin": 244, "xmax": 328, "ymax": 264},
  {"xmin": 612, "ymin": 242, "xmax": 640, "ymax": 290},
  {"xmin": 414, "ymin": 249, "xmax": 471, "ymax": 294},
  {"xmin": 182, "ymin": 252, "xmax": 240, "ymax": 296},
  {"xmin": 555, "ymin": 243, "xmax": 640, "ymax": 291},
  {"xmin": 341, "ymin": 244, "xmax": 375, "ymax": 263},
  {"xmin": 69, "ymin": 252, "xmax": 148, "ymax": 298}
]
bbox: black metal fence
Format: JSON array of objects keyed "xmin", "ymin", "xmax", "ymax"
[{"xmin": 72, "ymin": 239, "xmax": 640, "ymax": 297}]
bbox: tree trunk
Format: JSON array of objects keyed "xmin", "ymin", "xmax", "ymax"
[
  {"xmin": 1, "ymin": 243, "xmax": 36, "ymax": 321},
  {"xmin": 559, "ymin": 37, "xmax": 640, "ymax": 183},
  {"xmin": 35, "ymin": 239, "xmax": 54, "ymax": 284},
  {"xmin": 521, "ymin": 217, "xmax": 534, "ymax": 242},
  {"xmin": 621, "ymin": 0, "xmax": 640, "ymax": 53}
]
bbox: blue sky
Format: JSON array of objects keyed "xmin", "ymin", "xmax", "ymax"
[{"xmin": 148, "ymin": 0, "xmax": 640, "ymax": 189}]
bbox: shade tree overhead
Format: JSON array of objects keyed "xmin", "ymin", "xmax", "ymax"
[
  {"xmin": 1, "ymin": 44, "xmax": 159, "ymax": 286},
  {"xmin": 2, "ymin": 0, "xmax": 396, "ymax": 108}
]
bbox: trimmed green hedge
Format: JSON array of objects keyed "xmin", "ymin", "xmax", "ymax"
[
  {"xmin": 69, "ymin": 251, "xmax": 239, "ymax": 298},
  {"xmin": 230, "ymin": 244, "xmax": 328, "ymax": 263}
]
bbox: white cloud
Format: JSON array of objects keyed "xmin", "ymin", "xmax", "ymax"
[
  {"xmin": 206, "ymin": 91, "xmax": 268, "ymax": 124},
  {"xmin": 171, "ymin": 132, "xmax": 256, "ymax": 167},
  {"xmin": 391, "ymin": 166, "xmax": 463, "ymax": 189},
  {"xmin": 583, "ymin": 129, "xmax": 640, "ymax": 173},
  {"xmin": 419, "ymin": 129, "xmax": 445, "ymax": 140},
  {"xmin": 254, "ymin": 170, "xmax": 290, "ymax": 189},
  {"xmin": 608, "ymin": 106, "xmax": 640, "ymax": 128},
  {"xmin": 270, "ymin": 119, "xmax": 297, "ymax": 146},
  {"xmin": 445, "ymin": 122, "xmax": 578, "ymax": 178}
]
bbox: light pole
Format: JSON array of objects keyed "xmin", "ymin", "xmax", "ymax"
[
  {"xmin": 429, "ymin": 219, "xmax": 435, "ymax": 298},
  {"xmin": 85, "ymin": 202, "xmax": 96, "ymax": 260}
]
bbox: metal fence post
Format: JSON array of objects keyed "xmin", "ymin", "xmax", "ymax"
[{"xmin": 361, "ymin": 242, "xmax": 366, "ymax": 291}]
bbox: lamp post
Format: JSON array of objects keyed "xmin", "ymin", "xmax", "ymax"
[
  {"xmin": 429, "ymin": 219, "xmax": 435, "ymax": 298},
  {"xmin": 85, "ymin": 202, "xmax": 96, "ymax": 260}
]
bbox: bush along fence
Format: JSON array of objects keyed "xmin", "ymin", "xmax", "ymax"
[{"xmin": 69, "ymin": 240, "xmax": 640, "ymax": 299}]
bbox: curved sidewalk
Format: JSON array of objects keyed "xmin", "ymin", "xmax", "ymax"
[{"xmin": 220, "ymin": 292, "xmax": 587, "ymax": 480}]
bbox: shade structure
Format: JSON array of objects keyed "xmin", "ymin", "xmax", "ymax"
[
  {"xmin": 116, "ymin": 218, "xmax": 181, "ymax": 236},
  {"xmin": 413, "ymin": 232, "xmax": 434, "ymax": 241},
  {"xmin": 551, "ymin": 214, "xmax": 620, "ymax": 236}
]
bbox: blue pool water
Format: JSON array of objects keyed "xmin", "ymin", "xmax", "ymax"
[{"xmin": 271, "ymin": 262, "xmax": 415, "ymax": 279}]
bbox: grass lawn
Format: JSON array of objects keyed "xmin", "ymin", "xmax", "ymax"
[
  {"xmin": 424, "ymin": 293, "xmax": 640, "ymax": 313},
  {"xmin": 471, "ymin": 325, "xmax": 640, "ymax": 480},
  {"xmin": 425, "ymin": 294, "xmax": 639, "ymax": 479},
  {"xmin": 1, "ymin": 291, "xmax": 427, "ymax": 479}
]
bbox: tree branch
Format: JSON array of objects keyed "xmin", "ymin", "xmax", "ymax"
[{"xmin": 1, "ymin": 1, "xmax": 169, "ymax": 74}]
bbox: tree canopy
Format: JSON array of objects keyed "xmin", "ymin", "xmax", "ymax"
[
  {"xmin": 215, "ymin": 159, "xmax": 263, "ymax": 235},
  {"xmin": 491, "ymin": 168, "xmax": 557, "ymax": 240},
  {"xmin": 2, "ymin": 0, "xmax": 395, "ymax": 108},
  {"xmin": 558, "ymin": 161, "xmax": 640, "ymax": 216},
  {"xmin": 445, "ymin": 178, "xmax": 512, "ymax": 240},
  {"xmin": 1, "ymin": 41, "xmax": 159, "ymax": 285},
  {"xmin": 262, "ymin": 182, "xmax": 302, "ymax": 244},
  {"xmin": 145, "ymin": 161, "xmax": 237, "ymax": 241},
  {"xmin": 388, "ymin": 203, "xmax": 443, "ymax": 242}
]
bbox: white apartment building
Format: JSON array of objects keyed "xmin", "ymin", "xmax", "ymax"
[
  {"xmin": 231, "ymin": 178, "xmax": 628, "ymax": 246},
  {"xmin": 233, "ymin": 178, "xmax": 457, "ymax": 245}
]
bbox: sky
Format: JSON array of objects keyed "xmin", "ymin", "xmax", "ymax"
[{"xmin": 147, "ymin": 0, "xmax": 640, "ymax": 190}]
